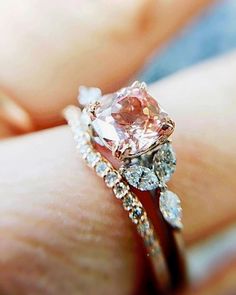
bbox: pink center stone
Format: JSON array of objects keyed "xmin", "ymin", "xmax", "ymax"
[{"xmin": 91, "ymin": 85, "xmax": 175, "ymax": 157}]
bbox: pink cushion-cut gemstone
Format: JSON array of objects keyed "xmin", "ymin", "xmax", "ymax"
[{"xmin": 91, "ymin": 83, "xmax": 175, "ymax": 158}]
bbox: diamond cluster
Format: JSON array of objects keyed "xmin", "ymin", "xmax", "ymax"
[{"xmin": 64, "ymin": 105, "xmax": 162, "ymax": 256}]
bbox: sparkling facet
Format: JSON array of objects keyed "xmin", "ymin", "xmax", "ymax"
[
  {"xmin": 104, "ymin": 171, "xmax": 120, "ymax": 188},
  {"xmin": 95, "ymin": 161, "xmax": 109, "ymax": 177},
  {"xmin": 113, "ymin": 182, "xmax": 128, "ymax": 199},
  {"xmin": 159, "ymin": 190, "xmax": 182, "ymax": 228},
  {"xmin": 122, "ymin": 165, "xmax": 159, "ymax": 191},
  {"xmin": 90, "ymin": 83, "xmax": 175, "ymax": 157},
  {"xmin": 153, "ymin": 143, "xmax": 176, "ymax": 182}
]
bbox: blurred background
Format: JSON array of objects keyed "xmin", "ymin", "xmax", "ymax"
[{"xmin": 139, "ymin": 0, "xmax": 236, "ymax": 81}]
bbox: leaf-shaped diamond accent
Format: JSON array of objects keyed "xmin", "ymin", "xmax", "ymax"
[
  {"xmin": 122, "ymin": 165, "xmax": 159, "ymax": 191},
  {"xmin": 159, "ymin": 190, "xmax": 182, "ymax": 229},
  {"xmin": 153, "ymin": 142, "xmax": 176, "ymax": 183}
]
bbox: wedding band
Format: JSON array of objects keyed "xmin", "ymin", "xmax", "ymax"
[
  {"xmin": 64, "ymin": 105, "xmax": 171, "ymax": 292},
  {"xmin": 64, "ymin": 81, "xmax": 187, "ymax": 292}
]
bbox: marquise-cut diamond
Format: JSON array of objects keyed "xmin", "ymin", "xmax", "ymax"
[
  {"xmin": 90, "ymin": 82, "xmax": 175, "ymax": 157},
  {"xmin": 159, "ymin": 190, "xmax": 182, "ymax": 229},
  {"xmin": 153, "ymin": 143, "xmax": 176, "ymax": 182},
  {"xmin": 122, "ymin": 165, "xmax": 159, "ymax": 191}
]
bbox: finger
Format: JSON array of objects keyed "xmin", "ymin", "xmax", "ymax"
[
  {"xmin": 0, "ymin": 126, "xmax": 144, "ymax": 295},
  {"xmin": 0, "ymin": 90, "xmax": 34, "ymax": 138},
  {"xmin": 0, "ymin": 0, "xmax": 213, "ymax": 128},
  {"xmin": 0, "ymin": 52, "xmax": 236, "ymax": 294},
  {"xmin": 151, "ymin": 51, "xmax": 236, "ymax": 244}
]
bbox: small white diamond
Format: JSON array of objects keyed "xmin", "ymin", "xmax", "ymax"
[
  {"xmin": 159, "ymin": 190, "xmax": 182, "ymax": 229},
  {"xmin": 129, "ymin": 206, "xmax": 144, "ymax": 224},
  {"xmin": 79, "ymin": 144, "xmax": 91, "ymax": 158},
  {"xmin": 113, "ymin": 182, "xmax": 128, "ymax": 199},
  {"xmin": 74, "ymin": 132, "xmax": 90, "ymax": 146},
  {"xmin": 104, "ymin": 171, "xmax": 120, "ymax": 188},
  {"xmin": 122, "ymin": 165, "xmax": 159, "ymax": 191},
  {"xmin": 122, "ymin": 193, "xmax": 136, "ymax": 211},
  {"xmin": 86, "ymin": 152, "xmax": 100, "ymax": 167},
  {"xmin": 78, "ymin": 86, "xmax": 102, "ymax": 106},
  {"xmin": 95, "ymin": 161, "xmax": 109, "ymax": 177}
]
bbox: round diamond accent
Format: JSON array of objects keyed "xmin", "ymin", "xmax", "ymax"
[
  {"xmin": 104, "ymin": 171, "xmax": 120, "ymax": 188},
  {"xmin": 95, "ymin": 161, "xmax": 109, "ymax": 177},
  {"xmin": 159, "ymin": 190, "xmax": 182, "ymax": 229},
  {"xmin": 86, "ymin": 152, "xmax": 100, "ymax": 167},
  {"xmin": 153, "ymin": 143, "xmax": 176, "ymax": 182},
  {"xmin": 113, "ymin": 182, "xmax": 128, "ymax": 199},
  {"xmin": 122, "ymin": 165, "xmax": 159, "ymax": 191},
  {"xmin": 129, "ymin": 206, "xmax": 144, "ymax": 224},
  {"xmin": 122, "ymin": 193, "xmax": 136, "ymax": 211}
]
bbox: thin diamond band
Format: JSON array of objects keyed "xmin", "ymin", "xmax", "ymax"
[{"xmin": 64, "ymin": 105, "xmax": 172, "ymax": 291}]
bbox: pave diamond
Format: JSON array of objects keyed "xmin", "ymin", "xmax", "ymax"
[
  {"xmin": 159, "ymin": 190, "xmax": 182, "ymax": 229},
  {"xmin": 137, "ymin": 220, "xmax": 150, "ymax": 237},
  {"xmin": 129, "ymin": 206, "xmax": 144, "ymax": 224},
  {"xmin": 90, "ymin": 82, "xmax": 175, "ymax": 157},
  {"xmin": 113, "ymin": 182, "xmax": 128, "ymax": 199},
  {"xmin": 86, "ymin": 151, "xmax": 100, "ymax": 167},
  {"xmin": 104, "ymin": 171, "xmax": 120, "ymax": 188},
  {"xmin": 95, "ymin": 161, "xmax": 109, "ymax": 177},
  {"xmin": 122, "ymin": 193, "xmax": 136, "ymax": 211},
  {"xmin": 122, "ymin": 165, "xmax": 159, "ymax": 191},
  {"xmin": 79, "ymin": 144, "xmax": 91, "ymax": 158},
  {"xmin": 153, "ymin": 142, "xmax": 176, "ymax": 182}
]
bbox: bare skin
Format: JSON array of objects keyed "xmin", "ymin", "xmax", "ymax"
[{"xmin": 0, "ymin": 52, "xmax": 236, "ymax": 294}]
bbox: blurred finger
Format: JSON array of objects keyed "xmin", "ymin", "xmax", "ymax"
[
  {"xmin": 0, "ymin": 90, "xmax": 34, "ymax": 138},
  {"xmin": 0, "ymin": 0, "xmax": 214, "ymax": 129}
]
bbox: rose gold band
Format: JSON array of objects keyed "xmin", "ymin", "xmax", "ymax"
[{"xmin": 64, "ymin": 105, "xmax": 172, "ymax": 292}]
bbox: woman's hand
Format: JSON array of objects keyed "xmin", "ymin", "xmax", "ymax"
[{"xmin": 0, "ymin": 52, "xmax": 236, "ymax": 294}]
